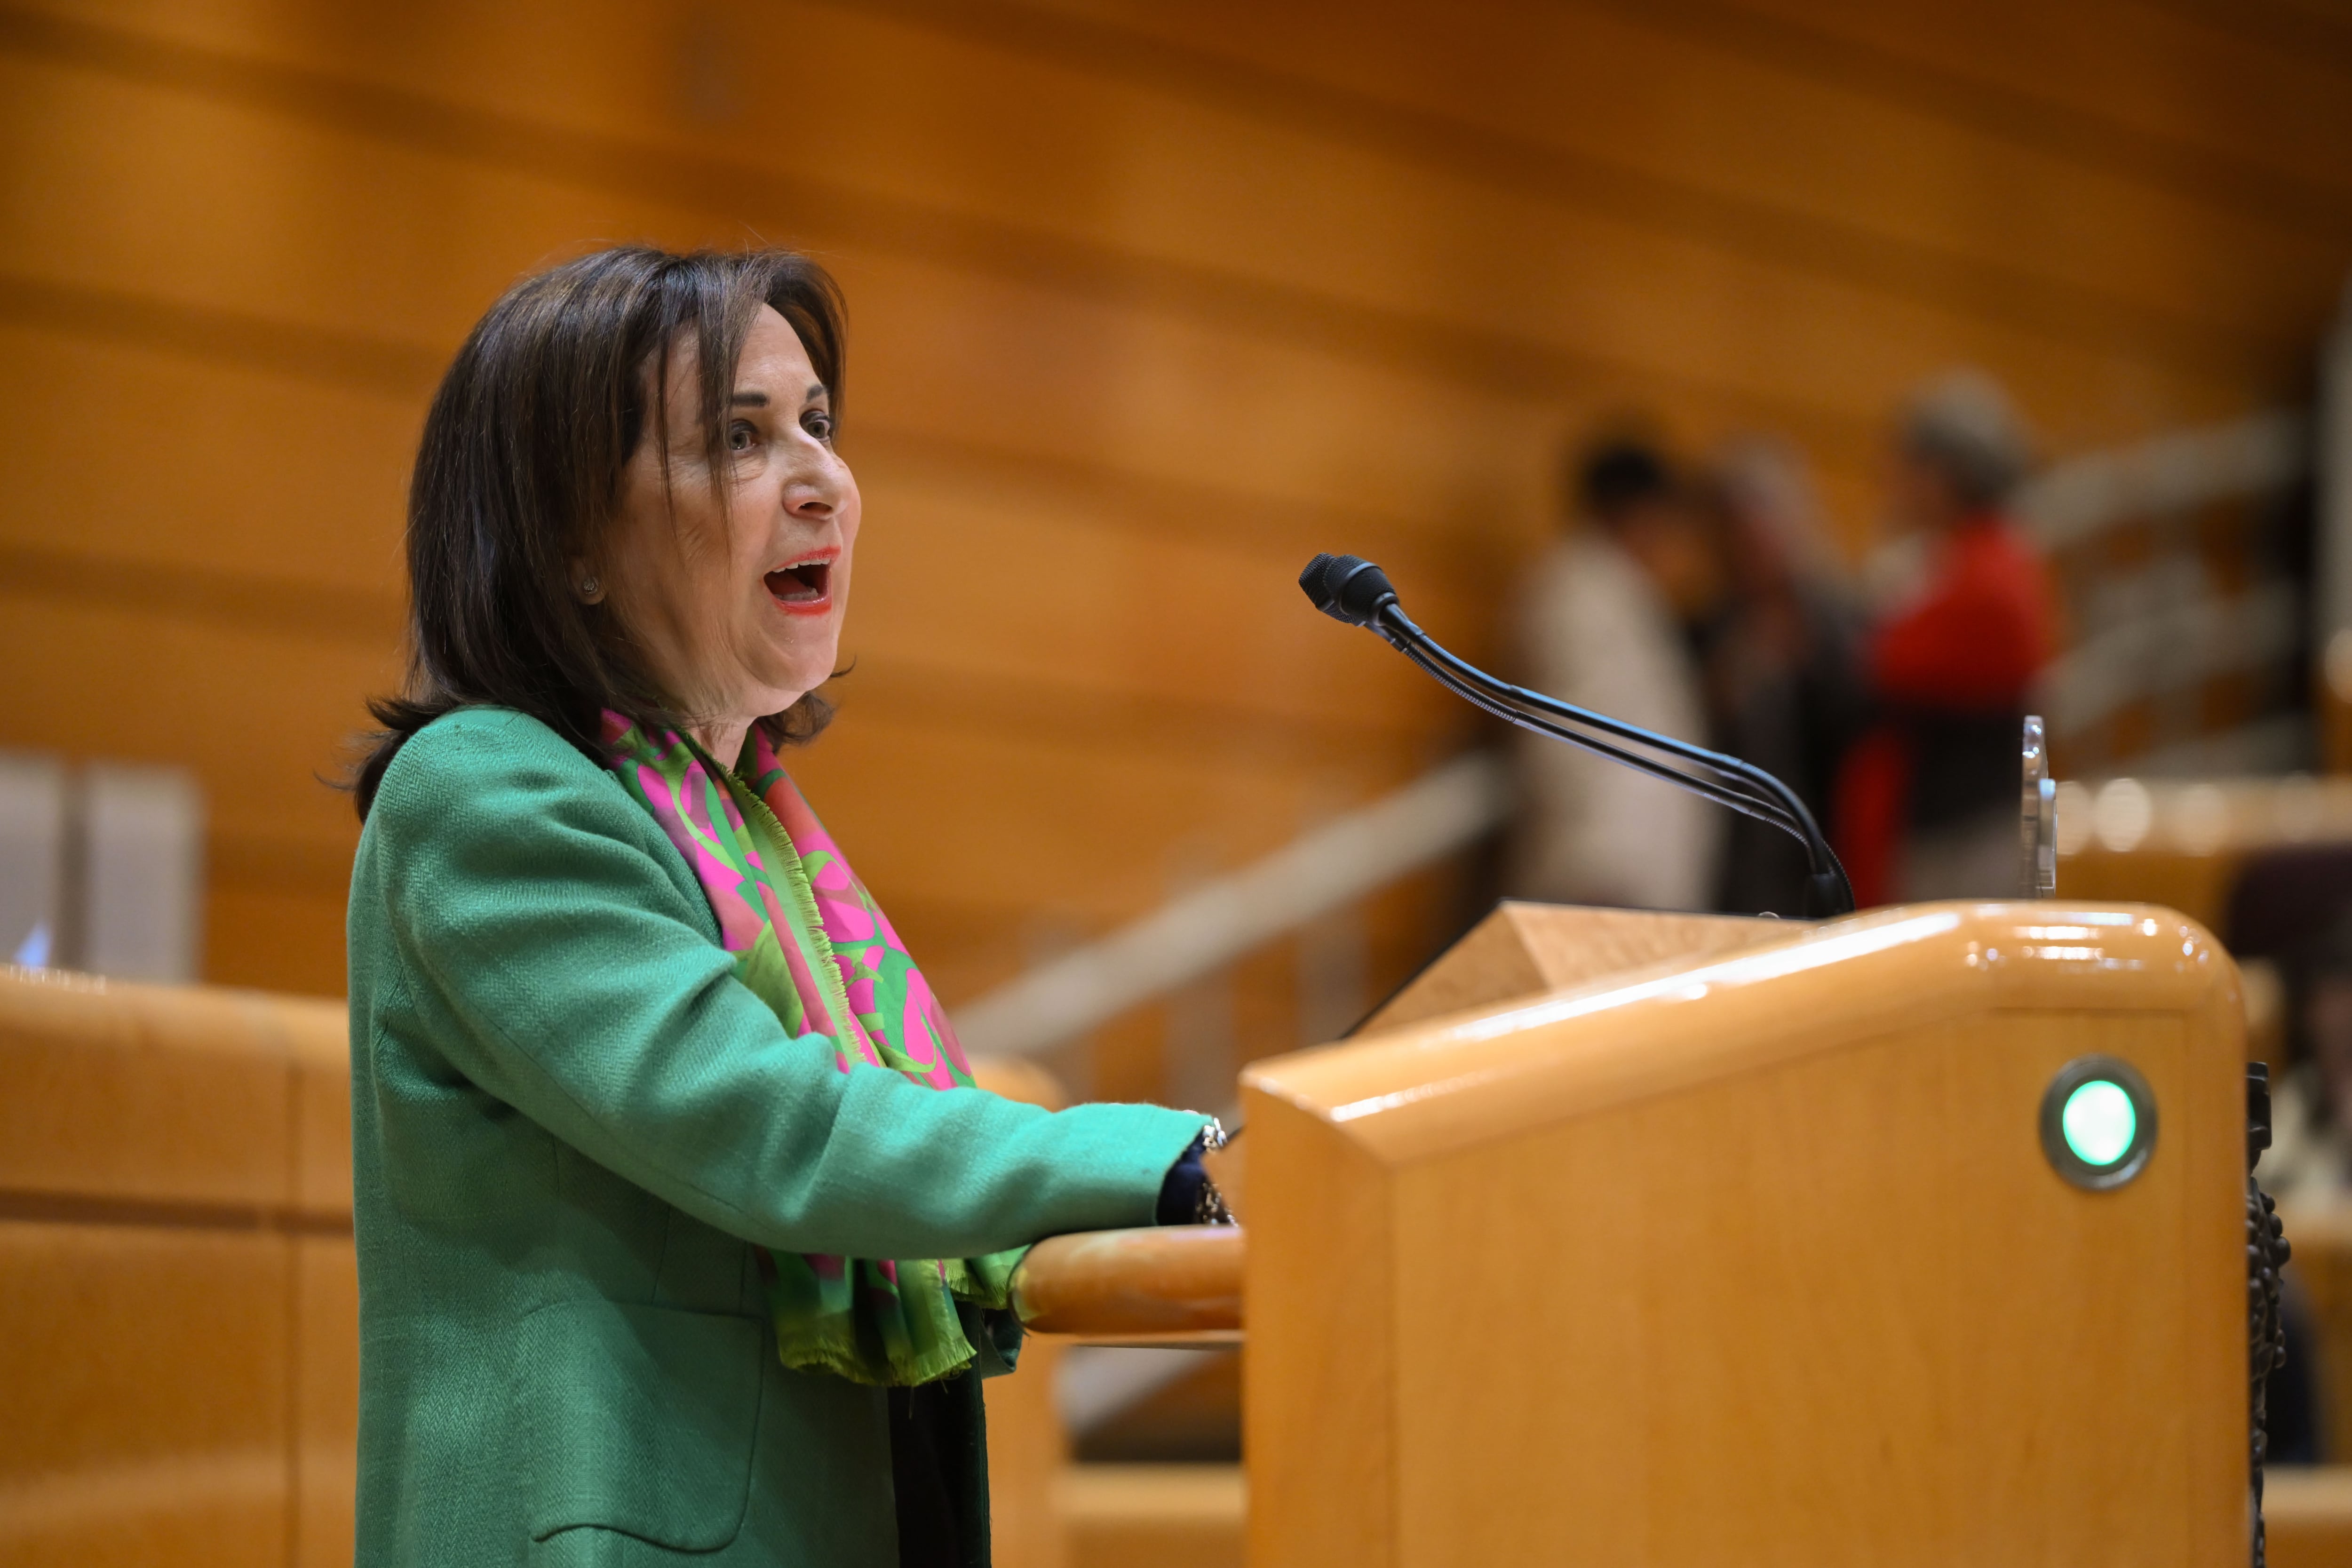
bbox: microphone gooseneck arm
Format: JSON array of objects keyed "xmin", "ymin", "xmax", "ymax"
[
  {"xmin": 1396, "ymin": 622, "xmax": 1821, "ymax": 840},
  {"xmin": 1387, "ymin": 638, "xmax": 1805, "ymax": 836},
  {"xmin": 1300, "ymin": 552, "xmax": 1856, "ymax": 917}
]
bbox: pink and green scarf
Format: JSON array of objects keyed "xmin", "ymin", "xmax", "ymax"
[{"xmin": 601, "ymin": 710, "xmax": 1023, "ymax": 1386}]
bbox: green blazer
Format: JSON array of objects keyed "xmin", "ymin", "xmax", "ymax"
[{"xmin": 346, "ymin": 708, "xmax": 1204, "ymax": 1567}]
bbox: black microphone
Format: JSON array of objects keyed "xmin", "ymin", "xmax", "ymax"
[
  {"xmin": 1300, "ymin": 553, "xmax": 1399, "ymax": 627},
  {"xmin": 1300, "ymin": 552, "xmax": 1854, "ymax": 917}
]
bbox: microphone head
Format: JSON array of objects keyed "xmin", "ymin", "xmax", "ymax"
[
  {"xmin": 1298, "ymin": 553, "xmax": 1399, "ymax": 627},
  {"xmin": 1298, "ymin": 553, "xmax": 1345, "ymax": 617}
]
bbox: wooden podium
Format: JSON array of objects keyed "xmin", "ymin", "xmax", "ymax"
[
  {"xmin": 1237, "ymin": 898, "xmax": 2247, "ymax": 1565},
  {"xmin": 1020, "ymin": 898, "xmax": 2249, "ymax": 1564}
]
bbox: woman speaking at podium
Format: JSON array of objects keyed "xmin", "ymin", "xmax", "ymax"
[{"xmin": 344, "ymin": 247, "xmax": 1225, "ymax": 1568}]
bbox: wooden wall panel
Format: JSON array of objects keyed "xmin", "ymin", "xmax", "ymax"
[
  {"xmin": 0, "ymin": 598, "xmax": 387, "ymax": 836},
  {"xmin": 0, "ymin": 6, "xmax": 2274, "ymax": 504},
  {"xmin": 2, "ymin": 0, "xmax": 2346, "ymax": 1073},
  {"xmin": 0, "ymin": 323, "xmax": 415, "ymax": 592},
  {"xmin": 1009, "ymin": 0, "xmax": 2345, "ymax": 342},
  {"xmin": 205, "ymin": 884, "xmax": 348, "ymax": 997},
  {"xmin": 25, "ymin": 0, "xmax": 2298, "ymax": 403},
  {"xmin": 746, "ymin": 2, "xmax": 2278, "ymax": 421},
  {"xmin": 1711, "ymin": 0, "xmax": 2352, "ymax": 206}
]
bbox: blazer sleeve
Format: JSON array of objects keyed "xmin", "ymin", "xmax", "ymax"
[{"xmin": 367, "ymin": 711, "xmax": 1206, "ymax": 1262}]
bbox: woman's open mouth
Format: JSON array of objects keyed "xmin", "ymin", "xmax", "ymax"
[{"xmin": 764, "ymin": 556, "xmax": 833, "ymax": 615}]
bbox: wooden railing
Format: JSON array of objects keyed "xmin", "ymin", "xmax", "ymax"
[{"xmin": 1012, "ymin": 1226, "xmax": 1243, "ymax": 1340}]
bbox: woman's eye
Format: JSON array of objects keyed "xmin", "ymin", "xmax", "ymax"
[
  {"xmin": 803, "ymin": 411, "xmax": 834, "ymax": 443},
  {"xmin": 727, "ymin": 421, "xmax": 757, "ymax": 453}
]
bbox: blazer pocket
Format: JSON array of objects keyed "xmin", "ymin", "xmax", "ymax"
[{"xmin": 513, "ymin": 1297, "xmax": 764, "ymax": 1551}]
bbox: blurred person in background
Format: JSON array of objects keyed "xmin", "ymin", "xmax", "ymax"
[
  {"xmin": 1697, "ymin": 438, "xmax": 1868, "ymax": 916},
  {"xmin": 1832, "ymin": 371, "xmax": 2058, "ymax": 906},
  {"xmin": 1507, "ymin": 434, "xmax": 1727, "ymax": 911},
  {"xmin": 2260, "ymin": 913, "xmax": 2352, "ymax": 1205},
  {"xmin": 2248, "ymin": 909, "xmax": 2352, "ymax": 1463}
]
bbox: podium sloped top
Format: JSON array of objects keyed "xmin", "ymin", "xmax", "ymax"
[{"xmin": 1242, "ymin": 901, "xmax": 2237, "ymax": 1165}]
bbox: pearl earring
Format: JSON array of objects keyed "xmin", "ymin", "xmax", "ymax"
[{"xmin": 579, "ymin": 576, "xmax": 602, "ymax": 600}]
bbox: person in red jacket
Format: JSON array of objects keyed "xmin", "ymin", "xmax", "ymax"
[{"xmin": 1834, "ymin": 371, "xmax": 2060, "ymax": 906}]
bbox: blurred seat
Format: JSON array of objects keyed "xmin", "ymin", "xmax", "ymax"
[
  {"xmin": 2226, "ymin": 845, "xmax": 2352, "ymax": 968},
  {"xmin": 2058, "ymin": 776, "xmax": 2352, "ymax": 934}
]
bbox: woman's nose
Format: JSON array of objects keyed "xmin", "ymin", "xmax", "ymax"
[{"xmin": 785, "ymin": 464, "xmax": 838, "ymax": 518}]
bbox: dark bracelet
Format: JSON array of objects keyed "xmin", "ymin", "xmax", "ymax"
[
  {"xmin": 1157, "ymin": 1118, "xmax": 1238, "ymax": 1226},
  {"xmin": 1192, "ymin": 1119, "xmax": 1235, "ymax": 1226}
]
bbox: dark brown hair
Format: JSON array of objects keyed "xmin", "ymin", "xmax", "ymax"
[{"xmin": 353, "ymin": 245, "xmax": 846, "ymax": 818}]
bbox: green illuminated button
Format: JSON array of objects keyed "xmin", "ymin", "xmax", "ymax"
[
  {"xmin": 2060, "ymin": 1080, "xmax": 2137, "ymax": 1167},
  {"xmin": 2039, "ymin": 1055, "xmax": 2156, "ymax": 1191}
]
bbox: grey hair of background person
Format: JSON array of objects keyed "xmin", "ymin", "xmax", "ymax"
[{"xmin": 1900, "ymin": 368, "xmax": 2035, "ymax": 510}]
